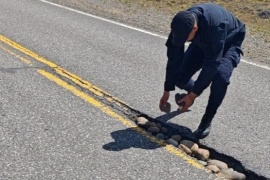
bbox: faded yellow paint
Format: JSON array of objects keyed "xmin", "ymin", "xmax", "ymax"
[{"xmin": 0, "ymin": 45, "xmax": 32, "ymax": 65}]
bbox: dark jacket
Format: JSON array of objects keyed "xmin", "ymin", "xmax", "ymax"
[{"xmin": 164, "ymin": 3, "xmax": 246, "ymax": 95}]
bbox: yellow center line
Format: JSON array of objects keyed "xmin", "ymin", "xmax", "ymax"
[
  {"xmin": 0, "ymin": 34, "xmax": 127, "ymax": 106},
  {"xmin": 0, "ymin": 34, "xmax": 204, "ymax": 170}
]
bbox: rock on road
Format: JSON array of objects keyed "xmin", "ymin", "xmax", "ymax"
[{"xmin": 0, "ymin": 0, "xmax": 269, "ymax": 179}]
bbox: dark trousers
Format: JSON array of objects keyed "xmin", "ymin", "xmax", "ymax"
[{"xmin": 175, "ymin": 42, "xmax": 243, "ymax": 118}]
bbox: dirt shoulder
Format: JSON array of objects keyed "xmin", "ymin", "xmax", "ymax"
[{"xmin": 47, "ymin": 0, "xmax": 270, "ymax": 65}]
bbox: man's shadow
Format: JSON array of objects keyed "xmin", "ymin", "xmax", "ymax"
[
  {"xmin": 103, "ymin": 94, "xmax": 197, "ymax": 151},
  {"xmin": 102, "ymin": 93, "xmax": 270, "ymax": 179},
  {"xmin": 153, "ymin": 109, "xmax": 199, "ymax": 142},
  {"xmin": 155, "ymin": 93, "xmax": 194, "ymax": 136},
  {"xmin": 102, "ymin": 109, "xmax": 196, "ymax": 152},
  {"xmin": 103, "ymin": 127, "xmax": 161, "ymax": 151}
]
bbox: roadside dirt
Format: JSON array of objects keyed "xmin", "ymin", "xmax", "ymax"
[{"xmin": 47, "ymin": 0, "xmax": 270, "ymax": 65}]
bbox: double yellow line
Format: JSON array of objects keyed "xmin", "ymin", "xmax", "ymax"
[{"xmin": 0, "ymin": 34, "xmax": 204, "ymax": 169}]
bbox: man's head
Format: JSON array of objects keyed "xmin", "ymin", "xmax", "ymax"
[{"xmin": 171, "ymin": 11, "xmax": 198, "ymax": 47}]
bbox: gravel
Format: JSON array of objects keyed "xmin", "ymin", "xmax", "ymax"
[
  {"xmin": 258, "ymin": 10, "xmax": 270, "ymax": 19},
  {"xmin": 47, "ymin": 0, "xmax": 270, "ymax": 65}
]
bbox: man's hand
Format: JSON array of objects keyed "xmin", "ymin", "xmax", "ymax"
[
  {"xmin": 159, "ymin": 91, "xmax": 170, "ymax": 111},
  {"xmin": 178, "ymin": 92, "xmax": 197, "ymax": 112}
]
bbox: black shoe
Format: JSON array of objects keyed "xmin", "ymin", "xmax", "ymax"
[
  {"xmin": 193, "ymin": 123, "xmax": 211, "ymax": 139},
  {"xmin": 193, "ymin": 113, "xmax": 214, "ymax": 139}
]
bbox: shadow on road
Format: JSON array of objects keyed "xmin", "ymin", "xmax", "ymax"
[
  {"xmin": 103, "ymin": 128, "xmax": 161, "ymax": 151},
  {"xmin": 155, "ymin": 92, "xmax": 194, "ymax": 136},
  {"xmin": 102, "ymin": 91, "xmax": 269, "ymax": 179},
  {"xmin": 153, "ymin": 110, "xmax": 198, "ymax": 142}
]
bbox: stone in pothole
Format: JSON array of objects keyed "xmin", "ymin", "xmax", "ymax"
[
  {"xmin": 136, "ymin": 117, "xmax": 151, "ymax": 127},
  {"xmin": 147, "ymin": 126, "xmax": 160, "ymax": 134},
  {"xmin": 180, "ymin": 140, "xmax": 199, "ymax": 152},
  {"xmin": 207, "ymin": 159, "xmax": 228, "ymax": 170},
  {"xmin": 161, "ymin": 127, "xmax": 168, "ymax": 133},
  {"xmin": 156, "ymin": 123, "xmax": 162, "ymax": 129},
  {"xmin": 198, "ymin": 160, "xmax": 207, "ymax": 166},
  {"xmin": 150, "ymin": 122, "xmax": 157, "ymax": 127},
  {"xmin": 206, "ymin": 165, "xmax": 220, "ymax": 173},
  {"xmin": 166, "ymin": 139, "xmax": 178, "ymax": 147},
  {"xmin": 217, "ymin": 168, "xmax": 246, "ymax": 180},
  {"xmin": 170, "ymin": 135, "xmax": 182, "ymax": 142},
  {"xmin": 193, "ymin": 148, "xmax": 210, "ymax": 161},
  {"xmin": 179, "ymin": 144, "xmax": 192, "ymax": 155},
  {"xmin": 156, "ymin": 133, "xmax": 165, "ymax": 140}
]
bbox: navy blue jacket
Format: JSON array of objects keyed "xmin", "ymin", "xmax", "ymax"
[{"xmin": 165, "ymin": 3, "xmax": 245, "ymax": 95}]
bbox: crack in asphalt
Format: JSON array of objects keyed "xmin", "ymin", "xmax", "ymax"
[{"xmin": 0, "ymin": 102, "xmax": 6, "ymax": 117}]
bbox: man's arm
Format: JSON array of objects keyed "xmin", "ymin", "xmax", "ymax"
[
  {"xmin": 160, "ymin": 32, "xmax": 185, "ymax": 111},
  {"xmin": 164, "ymin": 32, "xmax": 185, "ymax": 91}
]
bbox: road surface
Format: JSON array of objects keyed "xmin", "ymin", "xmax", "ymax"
[{"xmin": 0, "ymin": 0, "xmax": 269, "ymax": 179}]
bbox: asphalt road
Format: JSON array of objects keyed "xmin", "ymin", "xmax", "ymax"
[{"xmin": 0, "ymin": 0, "xmax": 269, "ymax": 179}]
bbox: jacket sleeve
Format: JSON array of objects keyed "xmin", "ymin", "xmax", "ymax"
[
  {"xmin": 192, "ymin": 21, "xmax": 228, "ymax": 96},
  {"xmin": 164, "ymin": 32, "xmax": 185, "ymax": 91}
]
